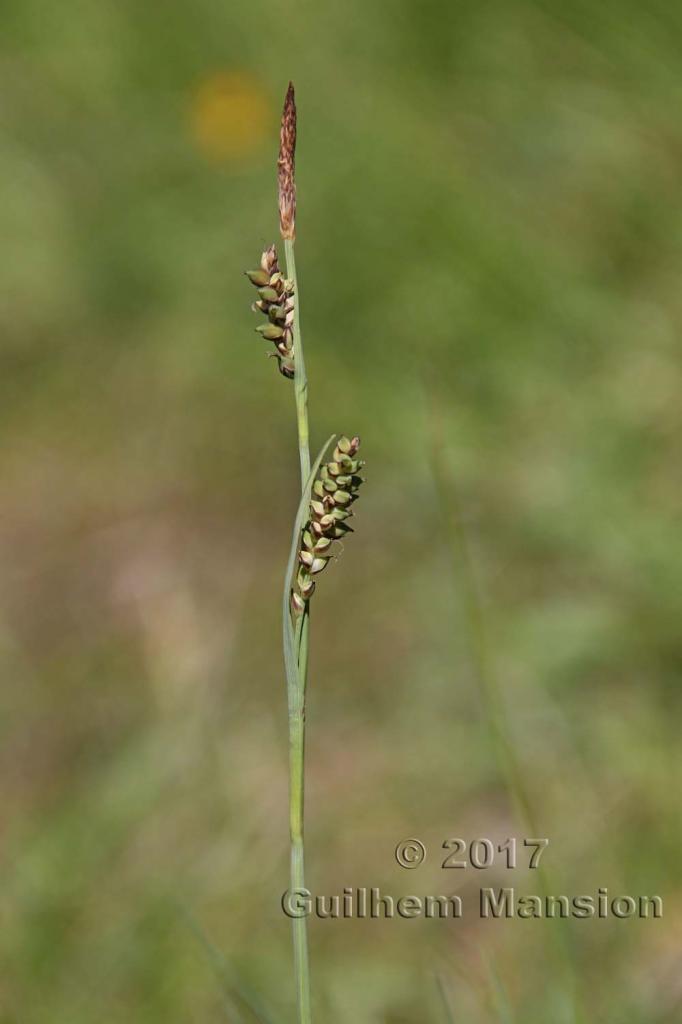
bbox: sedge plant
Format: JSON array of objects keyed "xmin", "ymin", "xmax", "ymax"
[{"xmin": 244, "ymin": 83, "xmax": 365, "ymax": 1024}]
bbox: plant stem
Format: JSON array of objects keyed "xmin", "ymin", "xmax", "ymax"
[
  {"xmin": 285, "ymin": 238, "xmax": 310, "ymax": 485},
  {"xmin": 284, "ymin": 236, "xmax": 312, "ymax": 1024}
]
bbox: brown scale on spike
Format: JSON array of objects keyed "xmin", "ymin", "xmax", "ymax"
[{"xmin": 278, "ymin": 82, "xmax": 296, "ymax": 242}]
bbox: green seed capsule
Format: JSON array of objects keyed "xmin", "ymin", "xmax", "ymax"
[
  {"xmin": 297, "ymin": 572, "xmax": 315, "ymax": 598},
  {"xmin": 310, "ymin": 557, "xmax": 328, "ymax": 574},
  {"xmin": 258, "ymin": 286, "xmax": 280, "ymax": 302},
  {"xmin": 246, "ymin": 269, "xmax": 270, "ymax": 287},
  {"xmin": 269, "ymin": 305, "xmax": 286, "ymax": 322},
  {"xmin": 291, "ymin": 592, "xmax": 306, "ymax": 616},
  {"xmin": 256, "ymin": 323, "xmax": 284, "ymax": 340},
  {"xmin": 314, "ymin": 537, "xmax": 332, "ymax": 554},
  {"xmin": 333, "ymin": 490, "xmax": 352, "ymax": 506}
]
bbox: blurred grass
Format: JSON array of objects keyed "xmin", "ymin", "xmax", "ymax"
[{"xmin": 1, "ymin": 1, "xmax": 682, "ymax": 1021}]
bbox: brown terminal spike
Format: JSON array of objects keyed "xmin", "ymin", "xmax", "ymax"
[{"xmin": 278, "ymin": 82, "xmax": 296, "ymax": 241}]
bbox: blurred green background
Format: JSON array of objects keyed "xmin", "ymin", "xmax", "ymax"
[{"xmin": 2, "ymin": 1, "xmax": 681, "ymax": 1021}]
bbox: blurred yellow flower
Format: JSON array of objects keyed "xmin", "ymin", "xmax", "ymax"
[{"xmin": 190, "ymin": 71, "xmax": 272, "ymax": 162}]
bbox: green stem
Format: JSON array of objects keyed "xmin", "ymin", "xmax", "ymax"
[
  {"xmin": 284, "ymin": 236, "xmax": 312, "ymax": 1024},
  {"xmin": 285, "ymin": 238, "xmax": 310, "ymax": 485}
]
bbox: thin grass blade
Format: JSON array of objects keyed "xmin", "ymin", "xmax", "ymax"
[
  {"xmin": 435, "ymin": 972, "xmax": 457, "ymax": 1022},
  {"xmin": 179, "ymin": 904, "xmax": 278, "ymax": 1023}
]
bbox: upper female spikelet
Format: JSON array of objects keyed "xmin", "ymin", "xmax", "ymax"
[{"xmin": 245, "ymin": 244, "xmax": 296, "ymax": 378}]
